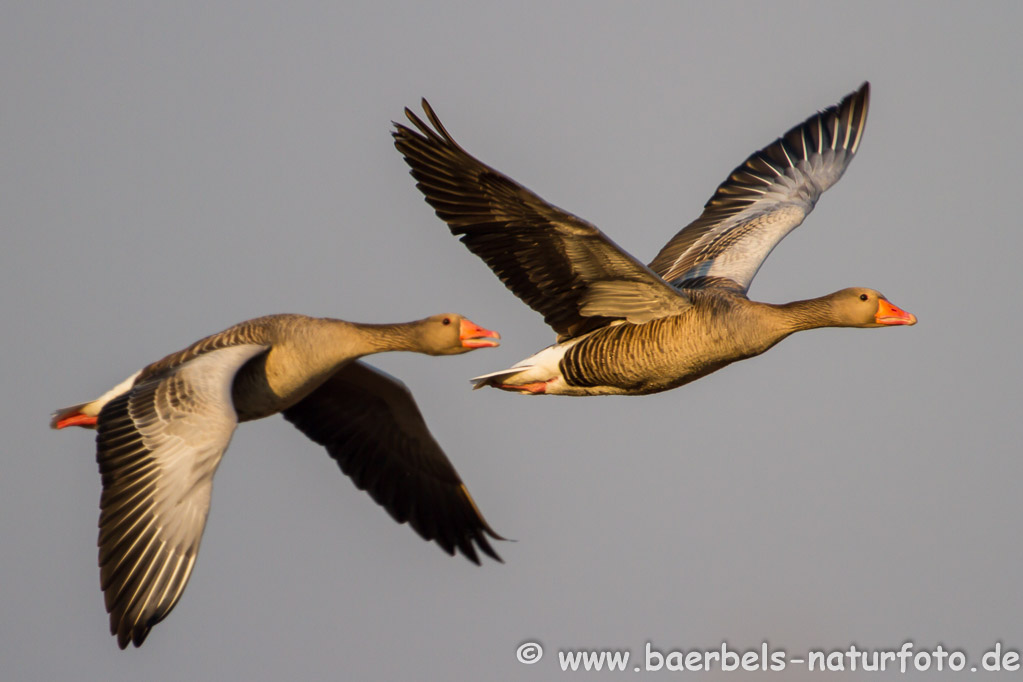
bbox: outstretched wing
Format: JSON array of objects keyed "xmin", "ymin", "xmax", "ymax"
[
  {"xmin": 95, "ymin": 344, "xmax": 268, "ymax": 648},
  {"xmin": 394, "ymin": 100, "xmax": 690, "ymax": 341},
  {"xmin": 282, "ymin": 360, "xmax": 503, "ymax": 564},
  {"xmin": 649, "ymin": 82, "xmax": 870, "ymax": 293}
]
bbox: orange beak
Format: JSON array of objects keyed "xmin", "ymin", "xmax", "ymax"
[
  {"xmin": 875, "ymin": 298, "xmax": 917, "ymax": 326},
  {"xmin": 459, "ymin": 318, "xmax": 501, "ymax": 348}
]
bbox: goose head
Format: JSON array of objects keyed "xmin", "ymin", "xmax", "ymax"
[
  {"xmin": 828, "ymin": 288, "xmax": 917, "ymax": 327},
  {"xmin": 418, "ymin": 313, "xmax": 501, "ymax": 355}
]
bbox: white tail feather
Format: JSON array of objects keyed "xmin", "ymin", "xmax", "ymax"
[{"xmin": 470, "ymin": 366, "xmax": 534, "ymax": 390}]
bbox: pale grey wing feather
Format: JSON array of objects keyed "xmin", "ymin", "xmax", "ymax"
[
  {"xmin": 96, "ymin": 343, "xmax": 268, "ymax": 648},
  {"xmin": 283, "ymin": 360, "xmax": 503, "ymax": 564},
  {"xmin": 579, "ymin": 280, "xmax": 692, "ymax": 323},
  {"xmin": 649, "ymin": 82, "xmax": 870, "ymax": 293},
  {"xmin": 394, "ymin": 100, "xmax": 690, "ymax": 341}
]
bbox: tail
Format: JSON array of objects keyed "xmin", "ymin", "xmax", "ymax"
[
  {"xmin": 470, "ymin": 366, "xmax": 535, "ymax": 391},
  {"xmin": 51, "ymin": 370, "xmax": 140, "ymax": 429}
]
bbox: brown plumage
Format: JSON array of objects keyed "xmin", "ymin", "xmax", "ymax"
[
  {"xmin": 393, "ymin": 83, "xmax": 915, "ymax": 397},
  {"xmin": 52, "ymin": 312, "xmax": 502, "ymax": 648}
]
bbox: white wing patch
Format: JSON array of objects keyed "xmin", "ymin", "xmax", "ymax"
[{"xmin": 693, "ymin": 204, "xmax": 809, "ymax": 286}]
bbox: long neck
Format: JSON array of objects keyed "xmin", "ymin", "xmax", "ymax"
[
  {"xmin": 345, "ymin": 320, "xmax": 427, "ymax": 354},
  {"xmin": 259, "ymin": 316, "xmax": 427, "ymax": 386},
  {"xmin": 233, "ymin": 316, "xmax": 428, "ymax": 421},
  {"xmin": 769, "ymin": 295, "xmax": 846, "ymax": 333}
]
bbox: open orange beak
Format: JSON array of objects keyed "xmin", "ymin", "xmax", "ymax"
[
  {"xmin": 875, "ymin": 299, "xmax": 917, "ymax": 326},
  {"xmin": 459, "ymin": 318, "xmax": 501, "ymax": 348}
]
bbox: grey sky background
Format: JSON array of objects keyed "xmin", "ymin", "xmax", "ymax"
[{"xmin": 3, "ymin": 1, "xmax": 1021, "ymax": 679}]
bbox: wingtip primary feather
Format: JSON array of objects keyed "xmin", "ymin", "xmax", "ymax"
[{"xmin": 849, "ymin": 81, "xmax": 870, "ymax": 154}]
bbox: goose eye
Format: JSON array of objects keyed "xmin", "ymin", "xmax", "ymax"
[
  {"xmin": 442, "ymin": 317, "xmax": 451, "ymax": 325},
  {"xmin": 859, "ymin": 293, "xmax": 868, "ymax": 302}
]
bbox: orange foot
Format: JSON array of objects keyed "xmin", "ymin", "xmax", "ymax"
[
  {"xmin": 54, "ymin": 413, "xmax": 98, "ymax": 429},
  {"xmin": 495, "ymin": 380, "xmax": 549, "ymax": 394}
]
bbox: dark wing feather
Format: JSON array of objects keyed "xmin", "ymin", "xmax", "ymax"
[
  {"xmin": 649, "ymin": 82, "xmax": 870, "ymax": 293},
  {"xmin": 95, "ymin": 344, "xmax": 268, "ymax": 648},
  {"xmin": 394, "ymin": 100, "xmax": 689, "ymax": 341},
  {"xmin": 282, "ymin": 360, "xmax": 503, "ymax": 564}
]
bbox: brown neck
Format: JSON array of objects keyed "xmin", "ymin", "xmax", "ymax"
[
  {"xmin": 769, "ymin": 295, "xmax": 845, "ymax": 333},
  {"xmin": 346, "ymin": 320, "xmax": 425, "ymax": 354}
]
